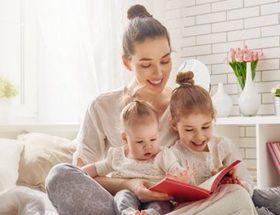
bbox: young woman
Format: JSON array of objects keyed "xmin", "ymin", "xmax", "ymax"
[{"xmin": 46, "ymin": 5, "xmax": 258, "ymax": 215}]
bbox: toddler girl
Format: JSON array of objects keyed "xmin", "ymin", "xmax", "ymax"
[{"xmin": 82, "ymin": 98, "xmax": 190, "ymax": 215}]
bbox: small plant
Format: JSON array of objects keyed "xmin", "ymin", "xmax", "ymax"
[
  {"xmin": 0, "ymin": 76, "xmax": 18, "ymax": 98},
  {"xmin": 271, "ymin": 85, "xmax": 280, "ymax": 97}
]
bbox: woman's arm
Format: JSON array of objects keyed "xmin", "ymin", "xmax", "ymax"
[
  {"xmin": 81, "ymin": 163, "xmax": 98, "ymax": 178},
  {"xmin": 79, "ymin": 158, "xmax": 170, "ymax": 200},
  {"xmin": 95, "ymin": 176, "xmax": 172, "ymax": 202},
  {"xmin": 74, "ymin": 101, "xmax": 107, "ymax": 165},
  {"xmin": 78, "ymin": 151, "xmax": 172, "ymax": 201},
  {"xmin": 77, "ymin": 158, "xmax": 86, "ymax": 167}
]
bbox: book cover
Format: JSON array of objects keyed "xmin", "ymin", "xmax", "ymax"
[
  {"xmin": 149, "ymin": 160, "xmax": 241, "ymax": 202},
  {"xmin": 267, "ymin": 141, "xmax": 280, "ymax": 175},
  {"xmin": 272, "ymin": 142, "xmax": 280, "ymax": 162}
]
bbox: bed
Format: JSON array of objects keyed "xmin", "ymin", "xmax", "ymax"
[
  {"xmin": 1, "ymin": 130, "xmax": 279, "ymax": 215},
  {"xmin": 0, "ymin": 132, "xmax": 76, "ymax": 215}
]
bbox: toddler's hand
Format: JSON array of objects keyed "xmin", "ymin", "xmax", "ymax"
[{"xmin": 166, "ymin": 167, "xmax": 194, "ymax": 183}]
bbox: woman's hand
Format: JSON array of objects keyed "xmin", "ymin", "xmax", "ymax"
[{"xmin": 125, "ymin": 178, "xmax": 172, "ymax": 202}]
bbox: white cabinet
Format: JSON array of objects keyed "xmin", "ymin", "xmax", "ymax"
[{"xmin": 214, "ymin": 116, "xmax": 280, "ymax": 188}]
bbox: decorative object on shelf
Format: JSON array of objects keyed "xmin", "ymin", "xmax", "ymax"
[
  {"xmin": 227, "ymin": 45, "xmax": 263, "ymax": 90},
  {"xmin": 177, "ymin": 59, "xmax": 210, "ymax": 91},
  {"xmin": 271, "ymin": 84, "xmax": 280, "ymax": 116},
  {"xmin": 238, "ymin": 62, "xmax": 260, "ymax": 116},
  {"xmin": 212, "ymin": 82, "xmax": 232, "ymax": 117},
  {"xmin": 0, "ymin": 76, "xmax": 18, "ymax": 123},
  {"xmin": 267, "ymin": 141, "xmax": 280, "ymax": 175}
]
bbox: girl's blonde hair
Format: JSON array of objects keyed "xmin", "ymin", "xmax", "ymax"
[
  {"xmin": 121, "ymin": 99, "xmax": 158, "ymax": 129},
  {"xmin": 121, "ymin": 89, "xmax": 158, "ymax": 129},
  {"xmin": 170, "ymin": 71, "xmax": 215, "ymax": 122}
]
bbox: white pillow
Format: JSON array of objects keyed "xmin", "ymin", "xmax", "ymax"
[
  {"xmin": 0, "ymin": 139, "xmax": 24, "ymax": 191},
  {"xmin": 16, "ymin": 132, "xmax": 76, "ymax": 191}
]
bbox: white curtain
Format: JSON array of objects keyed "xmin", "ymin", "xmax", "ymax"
[{"xmin": 25, "ymin": 0, "xmax": 132, "ymax": 123}]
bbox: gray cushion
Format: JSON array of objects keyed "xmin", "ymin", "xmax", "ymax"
[
  {"xmin": 252, "ymin": 187, "xmax": 280, "ymax": 215},
  {"xmin": 255, "ymin": 207, "xmax": 275, "ymax": 215}
]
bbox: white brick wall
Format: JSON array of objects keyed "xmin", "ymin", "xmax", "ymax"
[{"xmin": 163, "ymin": 0, "xmax": 280, "ymax": 182}]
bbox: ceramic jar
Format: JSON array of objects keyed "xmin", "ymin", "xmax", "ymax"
[
  {"xmin": 274, "ymin": 96, "xmax": 280, "ymax": 116},
  {"xmin": 212, "ymin": 82, "xmax": 233, "ymax": 117}
]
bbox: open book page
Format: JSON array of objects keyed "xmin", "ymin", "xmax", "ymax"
[
  {"xmin": 198, "ymin": 160, "xmax": 241, "ymax": 192},
  {"xmin": 198, "ymin": 170, "xmax": 223, "ymax": 191}
]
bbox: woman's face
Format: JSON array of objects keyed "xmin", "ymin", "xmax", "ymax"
[{"xmin": 126, "ymin": 37, "xmax": 172, "ymax": 94}]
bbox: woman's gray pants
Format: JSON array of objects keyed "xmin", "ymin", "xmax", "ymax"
[{"xmin": 45, "ymin": 163, "xmax": 115, "ymax": 215}]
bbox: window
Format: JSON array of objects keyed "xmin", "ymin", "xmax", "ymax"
[
  {"xmin": 0, "ymin": 1, "xmax": 133, "ymax": 124},
  {"xmin": 0, "ymin": 0, "xmax": 37, "ymax": 123}
]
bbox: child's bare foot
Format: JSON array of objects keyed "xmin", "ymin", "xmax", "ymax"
[
  {"xmin": 135, "ymin": 210, "xmax": 141, "ymax": 215},
  {"xmin": 139, "ymin": 211, "xmax": 147, "ymax": 215}
]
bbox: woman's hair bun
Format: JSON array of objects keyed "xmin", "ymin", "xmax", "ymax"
[
  {"xmin": 176, "ymin": 71, "xmax": 195, "ymax": 87},
  {"xmin": 127, "ymin": 4, "xmax": 152, "ymax": 20}
]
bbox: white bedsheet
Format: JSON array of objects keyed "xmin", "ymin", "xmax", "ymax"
[{"xmin": 0, "ymin": 186, "xmax": 57, "ymax": 215}]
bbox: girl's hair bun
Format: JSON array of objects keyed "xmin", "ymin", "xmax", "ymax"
[
  {"xmin": 127, "ymin": 4, "xmax": 152, "ymax": 20},
  {"xmin": 176, "ymin": 71, "xmax": 195, "ymax": 87}
]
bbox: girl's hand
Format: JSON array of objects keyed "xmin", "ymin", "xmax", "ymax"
[
  {"xmin": 220, "ymin": 168, "xmax": 241, "ymax": 184},
  {"xmin": 166, "ymin": 167, "xmax": 194, "ymax": 183},
  {"xmin": 219, "ymin": 175, "xmax": 241, "ymax": 185},
  {"xmin": 125, "ymin": 178, "xmax": 172, "ymax": 202},
  {"xmin": 210, "ymin": 166, "xmax": 225, "ymax": 176},
  {"xmin": 211, "ymin": 166, "xmax": 241, "ymax": 185}
]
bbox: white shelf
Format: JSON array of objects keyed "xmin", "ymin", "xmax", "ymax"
[
  {"xmin": 216, "ymin": 116, "xmax": 280, "ymax": 125},
  {"xmin": 214, "ymin": 115, "xmax": 280, "ymax": 188}
]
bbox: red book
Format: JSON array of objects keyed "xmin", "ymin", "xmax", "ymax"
[
  {"xmin": 267, "ymin": 141, "xmax": 280, "ymax": 175},
  {"xmin": 149, "ymin": 160, "xmax": 241, "ymax": 202}
]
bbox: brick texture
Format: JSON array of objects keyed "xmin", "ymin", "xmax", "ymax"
[{"xmin": 164, "ymin": 0, "xmax": 280, "ymax": 182}]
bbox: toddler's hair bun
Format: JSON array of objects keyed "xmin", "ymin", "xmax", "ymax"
[
  {"xmin": 176, "ymin": 71, "xmax": 194, "ymax": 87},
  {"xmin": 127, "ymin": 4, "xmax": 152, "ymax": 20}
]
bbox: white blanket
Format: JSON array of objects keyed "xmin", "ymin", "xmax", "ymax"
[{"xmin": 0, "ymin": 186, "xmax": 57, "ymax": 215}]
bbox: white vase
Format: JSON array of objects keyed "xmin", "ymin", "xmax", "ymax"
[
  {"xmin": 274, "ymin": 97, "xmax": 280, "ymax": 116},
  {"xmin": 238, "ymin": 62, "xmax": 260, "ymax": 116},
  {"xmin": 212, "ymin": 83, "xmax": 233, "ymax": 117}
]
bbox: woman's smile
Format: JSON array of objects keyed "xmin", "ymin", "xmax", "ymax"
[{"xmin": 147, "ymin": 79, "xmax": 163, "ymax": 87}]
